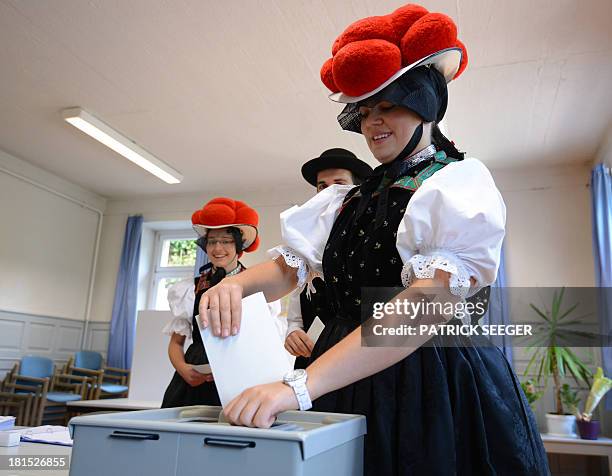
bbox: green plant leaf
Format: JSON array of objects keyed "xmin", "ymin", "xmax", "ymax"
[
  {"xmin": 558, "ymin": 330, "xmax": 598, "ymax": 339},
  {"xmin": 552, "ymin": 288, "xmax": 565, "ymax": 321},
  {"xmin": 557, "ymin": 302, "xmax": 579, "ymax": 321},
  {"xmin": 557, "ymin": 319, "xmax": 584, "ymax": 326},
  {"xmin": 553, "ymin": 333, "xmax": 575, "ymax": 347},
  {"xmin": 536, "ymin": 349, "xmax": 547, "ymax": 384},
  {"xmin": 524, "ymin": 350, "xmax": 539, "ymax": 376},
  {"xmin": 556, "ymin": 349, "xmax": 565, "ymax": 378},
  {"xmin": 530, "ymin": 303, "xmax": 550, "ymax": 323},
  {"xmin": 562, "ymin": 348, "xmax": 592, "ymax": 386},
  {"xmin": 525, "ymin": 333, "xmax": 552, "ymax": 348}
]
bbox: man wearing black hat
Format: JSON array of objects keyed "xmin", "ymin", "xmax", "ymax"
[{"xmin": 284, "ymin": 148, "xmax": 372, "ymax": 369}]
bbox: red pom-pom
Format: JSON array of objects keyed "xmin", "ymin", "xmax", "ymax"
[
  {"xmin": 334, "ymin": 16, "xmax": 397, "ymax": 53},
  {"xmin": 332, "ymin": 37, "xmax": 342, "ymax": 56},
  {"xmin": 389, "ymin": 4, "xmax": 429, "ymax": 39},
  {"xmin": 235, "ymin": 206, "xmax": 259, "ymax": 227},
  {"xmin": 320, "ymin": 58, "xmax": 339, "ymax": 92},
  {"xmin": 333, "ymin": 39, "xmax": 401, "ymax": 97},
  {"xmin": 191, "ymin": 210, "xmax": 200, "ymax": 225},
  {"xmin": 400, "ymin": 13, "xmax": 457, "ymax": 65},
  {"xmin": 453, "ymin": 39, "xmax": 468, "ymax": 78},
  {"xmin": 207, "ymin": 197, "xmax": 236, "ymax": 210},
  {"xmin": 193, "ymin": 197, "xmax": 260, "ymax": 228},
  {"xmin": 234, "ymin": 200, "xmax": 258, "ymax": 226},
  {"xmin": 202, "ymin": 203, "xmax": 236, "ymax": 227}
]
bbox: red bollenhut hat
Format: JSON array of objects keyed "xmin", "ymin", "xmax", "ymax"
[
  {"xmin": 321, "ymin": 3, "xmax": 468, "ymax": 104},
  {"xmin": 192, "ymin": 198, "xmax": 260, "ymax": 253}
]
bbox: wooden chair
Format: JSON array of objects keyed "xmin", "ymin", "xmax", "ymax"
[
  {"xmin": 65, "ymin": 351, "xmax": 130, "ymax": 400},
  {"xmin": 0, "ymin": 391, "xmax": 34, "ymax": 426},
  {"xmin": 3, "ymin": 356, "xmax": 88, "ymax": 425}
]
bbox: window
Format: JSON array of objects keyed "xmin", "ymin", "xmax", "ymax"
[{"xmin": 148, "ymin": 229, "xmax": 198, "ymax": 310}]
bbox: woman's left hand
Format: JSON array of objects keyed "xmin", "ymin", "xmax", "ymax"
[{"xmin": 223, "ymin": 382, "xmax": 298, "ymax": 428}]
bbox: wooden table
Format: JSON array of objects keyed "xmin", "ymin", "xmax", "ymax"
[{"xmin": 541, "ymin": 433, "xmax": 612, "ymax": 475}]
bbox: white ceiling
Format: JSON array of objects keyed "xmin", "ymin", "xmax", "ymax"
[{"xmin": 0, "ymin": 0, "xmax": 611, "ymax": 199}]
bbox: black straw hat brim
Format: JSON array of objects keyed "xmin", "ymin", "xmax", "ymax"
[{"xmin": 301, "ymin": 155, "xmax": 373, "ymax": 186}]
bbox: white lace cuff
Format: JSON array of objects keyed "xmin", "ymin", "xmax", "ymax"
[
  {"xmin": 162, "ymin": 318, "xmax": 192, "ymax": 339},
  {"xmin": 401, "ymin": 250, "xmax": 472, "ymax": 298},
  {"xmin": 268, "ymin": 246, "xmax": 321, "ymax": 293},
  {"xmin": 286, "ymin": 321, "xmax": 304, "ymax": 336}
]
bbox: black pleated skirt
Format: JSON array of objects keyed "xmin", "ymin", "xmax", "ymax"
[
  {"xmin": 161, "ymin": 342, "xmax": 221, "ymax": 408},
  {"xmin": 309, "ymin": 318, "xmax": 550, "ymax": 476}
]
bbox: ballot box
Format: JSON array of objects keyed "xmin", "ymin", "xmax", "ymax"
[{"xmin": 68, "ymin": 406, "xmax": 366, "ymax": 476}]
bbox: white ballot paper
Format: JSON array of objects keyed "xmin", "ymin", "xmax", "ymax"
[
  {"xmin": 307, "ymin": 316, "xmax": 325, "ymax": 345},
  {"xmin": 200, "ymin": 292, "xmax": 293, "ymax": 407}
]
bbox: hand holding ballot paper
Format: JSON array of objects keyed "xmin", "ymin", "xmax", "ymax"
[{"xmin": 200, "ymin": 292, "xmax": 293, "ymax": 407}]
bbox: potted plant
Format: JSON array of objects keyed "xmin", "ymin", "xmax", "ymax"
[
  {"xmin": 524, "ymin": 288, "xmax": 592, "ymax": 437},
  {"xmin": 573, "ymin": 367, "xmax": 612, "ymax": 440}
]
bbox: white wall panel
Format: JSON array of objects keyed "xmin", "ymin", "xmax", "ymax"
[{"xmin": 0, "ymin": 162, "xmax": 101, "ymax": 320}]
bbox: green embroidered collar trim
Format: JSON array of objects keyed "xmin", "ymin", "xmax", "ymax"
[{"xmin": 391, "ymin": 151, "xmax": 457, "ymax": 192}]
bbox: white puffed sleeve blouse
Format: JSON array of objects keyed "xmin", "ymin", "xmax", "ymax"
[
  {"xmin": 269, "ymin": 158, "xmax": 506, "ymax": 298},
  {"xmin": 162, "ymin": 278, "xmax": 195, "ymax": 338}
]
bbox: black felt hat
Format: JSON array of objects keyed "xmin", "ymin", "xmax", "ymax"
[{"xmin": 301, "ymin": 148, "xmax": 373, "ymax": 187}]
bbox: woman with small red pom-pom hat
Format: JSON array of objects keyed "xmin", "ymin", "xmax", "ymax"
[
  {"xmin": 160, "ymin": 197, "xmax": 265, "ymax": 408},
  {"xmin": 198, "ymin": 4, "xmax": 549, "ymax": 474}
]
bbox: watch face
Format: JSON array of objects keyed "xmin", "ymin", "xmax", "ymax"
[{"xmin": 284, "ymin": 368, "xmax": 306, "ymax": 383}]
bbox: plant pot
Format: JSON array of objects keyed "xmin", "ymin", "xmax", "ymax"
[
  {"xmin": 545, "ymin": 413, "xmax": 577, "ymax": 437},
  {"xmin": 576, "ymin": 420, "xmax": 600, "ymax": 440}
]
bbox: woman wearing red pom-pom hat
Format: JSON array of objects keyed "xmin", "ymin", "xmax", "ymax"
[
  {"xmin": 160, "ymin": 197, "xmax": 265, "ymax": 408},
  {"xmin": 199, "ymin": 4, "xmax": 549, "ymax": 474}
]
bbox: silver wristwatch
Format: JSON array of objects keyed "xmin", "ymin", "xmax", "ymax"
[{"xmin": 282, "ymin": 369, "xmax": 312, "ymax": 411}]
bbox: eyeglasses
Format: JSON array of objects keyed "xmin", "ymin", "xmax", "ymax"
[{"xmin": 206, "ymin": 239, "xmax": 235, "ymax": 247}]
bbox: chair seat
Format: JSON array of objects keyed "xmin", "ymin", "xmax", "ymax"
[
  {"xmin": 100, "ymin": 384, "xmax": 128, "ymax": 394},
  {"xmin": 46, "ymin": 392, "xmax": 82, "ymax": 403}
]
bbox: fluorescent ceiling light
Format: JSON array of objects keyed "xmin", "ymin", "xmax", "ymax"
[{"xmin": 62, "ymin": 107, "xmax": 183, "ymax": 184}]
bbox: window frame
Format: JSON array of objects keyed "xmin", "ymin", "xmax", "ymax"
[{"xmin": 148, "ymin": 229, "xmax": 198, "ymax": 310}]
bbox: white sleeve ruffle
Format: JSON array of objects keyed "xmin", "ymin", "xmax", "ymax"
[
  {"xmin": 161, "ymin": 317, "xmax": 192, "ymax": 339},
  {"xmin": 268, "ymin": 245, "xmax": 314, "ymax": 290},
  {"xmin": 396, "ymin": 158, "xmax": 506, "ymax": 298},
  {"xmin": 162, "ymin": 278, "xmax": 195, "ymax": 338},
  {"xmin": 268, "ymin": 184, "xmax": 354, "ymax": 290}
]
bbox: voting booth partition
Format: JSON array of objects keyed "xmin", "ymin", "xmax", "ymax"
[{"xmin": 129, "ymin": 310, "xmax": 178, "ymax": 401}]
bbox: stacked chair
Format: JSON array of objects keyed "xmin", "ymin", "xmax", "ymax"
[
  {"xmin": 1, "ymin": 356, "xmax": 88, "ymax": 425},
  {"xmin": 0, "ymin": 351, "xmax": 131, "ymax": 426},
  {"xmin": 64, "ymin": 351, "xmax": 130, "ymax": 400},
  {"xmin": 1, "ymin": 368, "xmax": 34, "ymax": 426}
]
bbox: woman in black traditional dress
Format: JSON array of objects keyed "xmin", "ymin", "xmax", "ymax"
[
  {"xmin": 198, "ymin": 4, "xmax": 549, "ymax": 475},
  {"xmin": 161, "ymin": 197, "xmax": 262, "ymax": 407}
]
